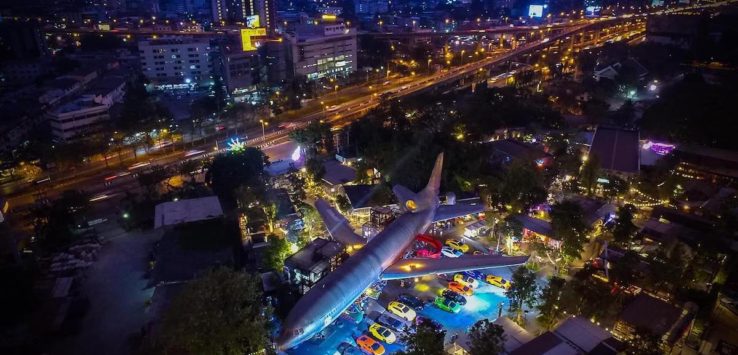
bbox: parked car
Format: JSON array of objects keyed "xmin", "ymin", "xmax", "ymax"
[
  {"xmin": 388, "ymin": 301, "xmax": 417, "ymax": 321},
  {"xmin": 453, "ymin": 273, "xmax": 480, "ymax": 288},
  {"xmin": 441, "ymin": 246, "xmax": 462, "ymax": 258},
  {"xmin": 445, "ymin": 239, "xmax": 470, "ymax": 253},
  {"xmin": 337, "ymin": 341, "xmax": 363, "ymax": 355},
  {"xmin": 369, "ymin": 323, "xmax": 397, "ymax": 344},
  {"xmin": 434, "ymin": 296, "xmax": 461, "ymax": 313},
  {"xmin": 462, "ymin": 270, "xmax": 485, "ymax": 280},
  {"xmin": 448, "ymin": 281, "xmax": 473, "ymax": 296},
  {"xmin": 441, "ymin": 289, "xmax": 467, "ymax": 305},
  {"xmin": 486, "ymin": 274, "xmax": 512, "ymax": 289},
  {"xmin": 356, "ymin": 335, "xmax": 385, "ymax": 355},
  {"xmin": 376, "ymin": 312, "xmax": 409, "ymax": 333},
  {"xmin": 398, "ymin": 293, "xmax": 425, "ymax": 310}
]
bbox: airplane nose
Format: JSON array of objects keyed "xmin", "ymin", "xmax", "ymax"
[{"xmin": 276, "ymin": 329, "xmax": 296, "ymax": 351}]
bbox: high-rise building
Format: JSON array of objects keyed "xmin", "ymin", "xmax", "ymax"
[
  {"xmin": 0, "ymin": 20, "xmax": 47, "ymax": 61},
  {"xmin": 256, "ymin": 0, "xmax": 276, "ymax": 35},
  {"xmin": 138, "ymin": 37, "xmax": 213, "ymax": 86},
  {"xmin": 211, "ymin": 0, "xmax": 254, "ymax": 23},
  {"xmin": 285, "ymin": 21, "xmax": 357, "ymax": 80}
]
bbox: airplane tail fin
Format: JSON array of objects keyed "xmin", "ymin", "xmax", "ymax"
[
  {"xmin": 393, "ymin": 153, "xmax": 444, "ymax": 213},
  {"xmin": 423, "ymin": 152, "xmax": 443, "ymax": 196}
]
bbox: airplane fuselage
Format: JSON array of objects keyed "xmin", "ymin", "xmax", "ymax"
[{"xmin": 277, "ymin": 207, "xmax": 436, "ymax": 350}]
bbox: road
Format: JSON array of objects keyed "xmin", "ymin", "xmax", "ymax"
[{"xmin": 4, "ymin": 14, "xmax": 651, "ymax": 212}]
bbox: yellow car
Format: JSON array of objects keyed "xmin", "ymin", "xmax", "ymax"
[
  {"xmin": 357, "ymin": 334, "xmax": 385, "ymax": 355},
  {"xmin": 445, "ymin": 239, "xmax": 470, "ymax": 253},
  {"xmin": 369, "ymin": 323, "xmax": 397, "ymax": 344},
  {"xmin": 453, "ymin": 273, "xmax": 480, "ymax": 288},
  {"xmin": 486, "ymin": 274, "xmax": 512, "ymax": 289},
  {"xmin": 387, "ymin": 301, "xmax": 417, "ymax": 321}
]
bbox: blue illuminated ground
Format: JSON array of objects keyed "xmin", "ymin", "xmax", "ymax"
[{"xmin": 284, "ymin": 275, "xmax": 511, "ymax": 355}]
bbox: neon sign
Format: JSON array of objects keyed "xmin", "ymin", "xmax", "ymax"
[{"xmin": 227, "ymin": 137, "xmax": 247, "ymax": 152}]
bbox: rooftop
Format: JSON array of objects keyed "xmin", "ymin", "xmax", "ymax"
[
  {"xmin": 493, "ymin": 317, "xmax": 534, "ymax": 353},
  {"xmin": 284, "ymin": 237, "xmax": 344, "ymax": 273},
  {"xmin": 322, "ymin": 159, "xmax": 356, "ymax": 186},
  {"xmin": 514, "ymin": 214, "xmax": 553, "ymax": 237},
  {"xmin": 154, "ymin": 196, "xmax": 223, "ymax": 228},
  {"xmin": 343, "ymin": 184, "xmax": 394, "ymax": 210},
  {"xmin": 589, "ymin": 126, "xmax": 640, "ymax": 174},
  {"xmin": 618, "ymin": 293, "xmax": 682, "ymax": 337},
  {"xmin": 488, "ymin": 139, "xmax": 550, "ymax": 161}
]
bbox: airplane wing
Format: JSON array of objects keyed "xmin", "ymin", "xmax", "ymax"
[
  {"xmin": 433, "ymin": 203, "xmax": 484, "ymax": 222},
  {"xmin": 380, "ymin": 255, "xmax": 529, "ymax": 280},
  {"xmin": 314, "ymin": 199, "xmax": 366, "ymax": 247}
]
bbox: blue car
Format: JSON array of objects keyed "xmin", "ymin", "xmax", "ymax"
[{"xmin": 462, "ymin": 270, "xmax": 485, "ymax": 280}]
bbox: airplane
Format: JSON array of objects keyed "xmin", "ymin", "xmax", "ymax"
[{"xmin": 277, "ymin": 153, "xmax": 529, "ymax": 350}]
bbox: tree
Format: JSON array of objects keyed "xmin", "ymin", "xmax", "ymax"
[
  {"xmin": 495, "ymin": 160, "xmax": 547, "ymax": 213},
  {"xmin": 550, "ymin": 200, "xmax": 589, "ymax": 262},
  {"xmin": 264, "ymin": 202, "xmax": 277, "ymax": 233},
  {"xmin": 579, "ymin": 154, "xmax": 600, "ymax": 196},
  {"xmin": 305, "ymin": 158, "xmax": 326, "ymax": 184},
  {"xmin": 264, "ymin": 235, "xmax": 290, "ymax": 271},
  {"xmin": 33, "ymin": 189, "xmax": 91, "ymax": 250},
  {"xmin": 467, "ymin": 319, "xmax": 506, "ymax": 355},
  {"xmin": 158, "ymin": 268, "xmax": 272, "ymax": 354},
  {"xmin": 612, "ymin": 204, "xmax": 637, "ymax": 246},
  {"xmin": 398, "ymin": 321, "xmax": 446, "ymax": 355},
  {"xmin": 537, "ymin": 276, "xmax": 566, "ymax": 330},
  {"xmin": 206, "ymin": 147, "xmax": 267, "ymax": 206},
  {"xmin": 609, "ymin": 250, "xmax": 640, "ymax": 286},
  {"xmin": 624, "ymin": 327, "xmax": 662, "ymax": 355},
  {"xmin": 335, "ymin": 195, "xmax": 352, "ymax": 213},
  {"xmin": 505, "ymin": 267, "xmax": 538, "ymax": 325}
]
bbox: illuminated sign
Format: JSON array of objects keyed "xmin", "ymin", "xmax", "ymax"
[
  {"xmin": 246, "ymin": 15, "xmax": 260, "ymax": 28},
  {"xmin": 585, "ymin": 6, "xmax": 601, "ymax": 17},
  {"xmin": 241, "ymin": 28, "xmax": 267, "ymax": 51},
  {"xmin": 321, "ymin": 14, "xmax": 337, "ymax": 21},
  {"xmin": 227, "ymin": 137, "xmax": 247, "ymax": 152},
  {"xmin": 528, "ymin": 5, "xmax": 545, "ymax": 18}
]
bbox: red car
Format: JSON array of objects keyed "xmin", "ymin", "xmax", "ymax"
[{"xmin": 448, "ymin": 281, "xmax": 473, "ymax": 296}]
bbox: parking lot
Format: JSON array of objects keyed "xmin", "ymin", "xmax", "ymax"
[{"xmin": 285, "ymin": 263, "xmax": 518, "ymax": 355}]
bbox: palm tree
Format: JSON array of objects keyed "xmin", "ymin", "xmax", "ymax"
[{"xmin": 264, "ymin": 203, "xmax": 278, "ymax": 233}]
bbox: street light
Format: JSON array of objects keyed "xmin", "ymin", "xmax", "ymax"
[{"xmin": 260, "ymin": 119, "xmax": 268, "ymax": 139}]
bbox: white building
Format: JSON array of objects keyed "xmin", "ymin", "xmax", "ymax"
[
  {"xmin": 138, "ymin": 37, "xmax": 213, "ymax": 86},
  {"xmin": 47, "ymin": 98, "xmax": 110, "ymax": 141},
  {"xmin": 286, "ymin": 22, "xmax": 357, "ymax": 80}
]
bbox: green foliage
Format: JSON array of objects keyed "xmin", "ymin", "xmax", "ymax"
[
  {"xmin": 159, "ymin": 268, "xmax": 272, "ymax": 355},
  {"xmin": 305, "ymin": 158, "xmax": 326, "ymax": 183},
  {"xmin": 558, "ymin": 268, "xmax": 622, "ymax": 322},
  {"xmin": 550, "ymin": 200, "xmax": 589, "ymax": 261},
  {"xmin": 467, "ymin": 319, "xmax": 506, "ymax": 355},
  {"xmin": 494, "ymin": 159, "xmax": 547, "ymax": 212},
  {"xmin": 609, "ymin": 250, "xmax": 641, "ymax": 286},
  {"xmin": 612, "ymin": 204, "xmax": 637, "ymax": 246},
  {"xmin": 536, "ymin": 276, "xmax": 566, "ymax": 330},
  {"xmin": 33, "ymin": 190, "xmax": 91, "ymax": 250},
  {"xmin": 289, "ymin": 121, "xmax": 333, "ymax": 157},
  {"xmin": 641, "ymin": 73, "xmax": 738, "ymax": 150},
  {"xmin": 505, "ymin": 267, "xmax": 538, "ymax": 324},
  {"xmin": 579, "ymin": 154, "xmax": 600, "ymax": 196},
  {"xmin": 206, "ymin": 147, "xmax": 267, "ymax": 206},
  {"xmin": 118, "ymin": 74, "xmax": 172, "ymax": 135},
  {"xmin": 264, "ymin": 235, "xmax": 291, "ymax": 271},
  {"xmin": 335, "ymin": 194, "xmax": 352, "ymax": 213},
  {"xmin": 397, "ymin": 321, "xmax": 446, "ymax": 355}
]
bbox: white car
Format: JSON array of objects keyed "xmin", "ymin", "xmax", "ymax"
[{"xmin": 441, "ymin": 246, "xmax": 462, "ymax": 258}]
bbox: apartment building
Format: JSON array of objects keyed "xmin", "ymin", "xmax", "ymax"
[{"xmin": 138, "ymin": 37, "xmax": 213, "ymax": 86}]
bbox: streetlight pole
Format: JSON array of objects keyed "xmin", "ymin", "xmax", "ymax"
[{"xmin": 260, "ymin": 119, "xmax": 267, "ymax": 139}]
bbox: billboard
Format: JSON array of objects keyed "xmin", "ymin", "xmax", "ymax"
[
  {"xmin": 528, "ymin": 5, "xmax": 545, "ymax": 18},
  {"xmin": 246, "ymin": 15, "xmax": 260, "ymax": 28},
  {"xmin": 585, "ymin": 6, "xmax": 601, "ymax": 16},
  {"xmin": 241, "ymin": 28, "xmax": 267, "ymax": 51}
]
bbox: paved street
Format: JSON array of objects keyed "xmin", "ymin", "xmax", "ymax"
[{"xmin": 53, "ymin": 222, "xmax": 161, "ymax": 355}]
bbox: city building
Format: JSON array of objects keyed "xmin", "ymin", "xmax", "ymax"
[
  {"xmin": 47, "ymin": 98, "xmax": 111, "ymax": 141},
  {"xmin": 285, "ymin": 21, "xmax": 357, "ymax": 80},
  {"xmin": 284, "ymin": 237, "xmax": 345, "ymax": 294},
  {"xmin": 593, "ymin": 58, "xmax": 648, "ymax": 82},
  {"xmin": 511, "ymin": 316, "xmax": 624, "ymax": 355},
  {"xmin": 1, "ymin": 60, "xmax": 50, "ymax": 86},
  {"xmin": 674, "ymin": 145, "xmax": 738, "ymax": 183},
  {"xmin": 355, "ymin": 0, "xmax": 389, "ymax": 15},
  {"xmin": 613, "ymin": 293, "xmax": 690, "ymax": 347},
  {"xmin": 220, "ymin": 46, "xmax": 261, "ymax": 93},
  {"xmin": 138, "ymin": 37, "xmax": 213, "ymax": 87}
]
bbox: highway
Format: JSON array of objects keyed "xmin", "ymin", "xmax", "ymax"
[{"xmin": 0, "ymin": 14, "xmax": 654, "ymax": 212}]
